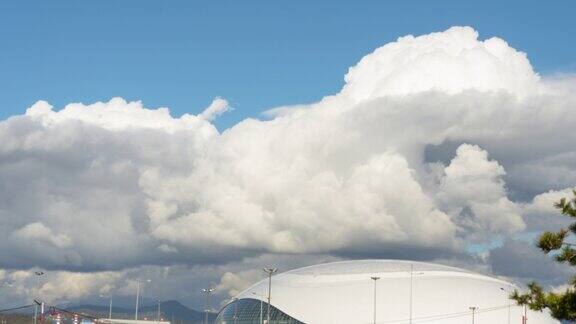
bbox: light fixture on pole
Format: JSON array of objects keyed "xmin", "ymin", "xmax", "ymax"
[
  {"xmin": 263, "ymin": 267, "xmax": 278, "ymax": 324},
  {"xmin": 33, "ymin": 271, "xmax": 45, "ymax": 324},
  {"xmin": 99, "ymin": 294, "xmax": 113, "ymax": 319},
  {"xmin": 469, "ymin": 306, "xmax": 478, "ymax": 324},
  {"xmin": 522, "ymin": 304, "xmax": 528, "ymax": 324},
  {"xmin": 408, "ymin": 264, "xmax": 424, "ymax": 324},
  {"xmin": 201, "ymin": 288, "xmax": 215, "ymax": 324},
  {"xmin": 156, "ymin": 299, "xmax": 161, "ymax": 324},
  {"xmin": 409, "ymin": 264, "xmax": 413, "ymax": 324},
  {"xmin": 251, "ymin": 292, "xmax": 264, "ymax": 324},
  {"xmin": 371, "ymin": 276, "xmax": 380, "ymax": 324},
  {"xmin": 500, "ymin": 286, "xmax": 511, "ymax": 324},
  {"xmin": 134, "ymin": 279, "xmax": 151, "ymax": 320}
]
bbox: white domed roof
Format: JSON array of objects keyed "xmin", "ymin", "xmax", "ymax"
[
  {"xmin": 285, "ymin": 259, "xmax": 472, "ymax": 275},
  {"xmin": 235, "ymin": 259, "xmax": 559, "ymax": 324}
]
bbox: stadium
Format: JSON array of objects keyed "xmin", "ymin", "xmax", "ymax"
[{"xmin": 215, "ymin": 260, "xmax": 559, "ymax": 324}]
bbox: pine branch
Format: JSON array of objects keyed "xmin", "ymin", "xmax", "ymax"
[{"xmin": 512, "ymin": 190, "xmax": 576, "ymax": 321}]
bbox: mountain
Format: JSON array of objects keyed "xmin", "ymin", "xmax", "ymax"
[{"xmin": 66, "ymin": 300, "xmax": 216, "ymax": 324}]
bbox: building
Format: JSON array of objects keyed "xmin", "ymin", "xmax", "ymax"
[
  {"xmin": 215, "ymin": 259, "xmax": 560, "ymax": 324},
  {"xmin": 97, "ymin": 320, "xmax": 170, "ymax": 324}
]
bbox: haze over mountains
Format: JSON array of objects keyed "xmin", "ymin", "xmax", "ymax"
[{"xmin": 67, "ymin": 300, "xmax": 215, "ymax": 323}]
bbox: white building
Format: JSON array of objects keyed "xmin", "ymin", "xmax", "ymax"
[{"xmin": 215, "ymin": 259, "xmax": 559, "ymax": 324}]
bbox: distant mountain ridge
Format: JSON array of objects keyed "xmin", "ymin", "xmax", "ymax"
[{"xmin": 67, "ymin": 300, "xmax": 217, "ymax": 323}]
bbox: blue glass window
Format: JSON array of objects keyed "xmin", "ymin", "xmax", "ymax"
[{"xmin": 215, "ymin": 298, "xmax": 304, "ymax": 324}]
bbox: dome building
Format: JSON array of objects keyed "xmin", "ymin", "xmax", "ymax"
[{"xmin": 215, "ymin": 260, "xmax": 559, "ymax": 324}]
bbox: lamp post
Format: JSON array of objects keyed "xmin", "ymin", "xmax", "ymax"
[
  {"xmin": 251, "ymin": 291, "xmax": 264, "ymax": 324},
  {"xmin": 500, "ymin": 286, "xmax": 511, "ymax": 324},
  {"xmin": 99, "ymin": 294, "xmax": 113, "ymax": 319},
  {"xmin": 469, "ymin": 306, "xmax": 478, "ymax": 324},
  {"xmin": 33, "ymin": 271, "xmax": 45, "ymax": 324},
  {"xmin": 522, "ymin": 304, "xmax": 528, "ymax": 324},
  {"xmin": 134, "ymin": 279, "xmax": 151, "ymax": 320},
  {"xmin": 263, "ymin": 268, "xmax": 277, "ymax": 324},
  {"xmin": 371, "ymin": 276, "xmax": 380, "ymax": 324},
  {"xmin": 408, "ymin": 264, "xmax": 424, "ymax": 324},
  {"xmin": 409, "ymin": 265, "xmax": 413, "ymax": 324},
  {"xmin": 201, "ymin": 288, "xmax": 215, "ymax": 324},
  {"xmin": 156, "ymin": 299, "xmax": 161, "ymax": 324}
]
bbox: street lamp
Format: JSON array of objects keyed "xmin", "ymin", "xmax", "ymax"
[
  {"xmin": 33, "ymin": 271, "xmax": 45, "ymax": 324},
  {"xmin": 371, "ymin": 276, "xmax": 380, "ymax": 324},
  {"xmin": 408, "ymin": 264, "xmax": 424, "ymax": 324},
  {"xmin": 263, "ymin": 267, "xmax": 278, "ymax": 324},
  {"xmin": 201, "ymin": 288, "xmax": 215, "ymax": 324},
  {"xmin": 251, "ymin": 291, "xmax": 264, "ymax": 324},
  {"xmin": 99, "ymin": 294, "xmax": 113, "ymax": 319},
  {"xmin": 500, "ymin": 286, "xmax": 512, "ymax": 324},
  {"xmin": 156, "ymin": 299, "xmax": 161, "ymax": 324},
  {"xmin": 522, "ymin": 304, "xmax": 528, "ymax": 324},
  {"xmin": 469, "ymin": 306, "xmax": 478, "ymax": 324},
  {"xmin": 134, "ymin": 279, "xmax": 151, "ymax": 320}
]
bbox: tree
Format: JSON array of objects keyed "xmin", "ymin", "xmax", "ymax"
[{"xmin": 511, "ymin": 190, "xmax": 576, "ymax": 320}]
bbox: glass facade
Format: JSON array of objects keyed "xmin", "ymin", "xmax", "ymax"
[{"xmin": 215, "ymin": 298, "xmax": 304, "ymax": 324}]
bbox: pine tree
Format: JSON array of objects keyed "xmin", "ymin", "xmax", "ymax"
[{"xmin": 511, "ymin": 190, "xmax": 576, "ymax": 320}]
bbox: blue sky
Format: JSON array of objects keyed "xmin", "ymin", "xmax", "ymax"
[{"xmin": 1, "ymin": 0, "xmax": 575, "ymax": 129}]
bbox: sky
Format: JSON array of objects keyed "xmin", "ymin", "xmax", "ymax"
[
  {"xmin": 1, "ymin": 0, "xmax": 576, "ymax": 130},
  {"xmin": 1, "ymin": 0, "xmax": 576, "ymax": 313}
]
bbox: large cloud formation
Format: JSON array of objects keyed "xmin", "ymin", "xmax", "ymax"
[{"xmin": 1, "ymin": 26, "xmax": 575, "ymax": 305}]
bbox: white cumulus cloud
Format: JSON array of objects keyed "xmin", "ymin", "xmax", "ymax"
[
  {"xmin": 341, "ymin": 26, "xmax": 541, "ymax": 101},
  {"xmin": 0, "ymin": 26, "xmax": 575, "ymax": 306}
]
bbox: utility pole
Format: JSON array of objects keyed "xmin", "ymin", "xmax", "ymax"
[
  {"xmin": 263, "ymin": 268, "xmax": 278, "ymax": 324},
  {"xmin": 201, "ymin": 288, "xmax": 215, "ymax": 324},
  {"xmin": 469, "ymin": 306, "xmax": 477, "ymax": 324},
  {"xmin": 371, "ymin": 276, "xmax": 380, "ymax": 324}
]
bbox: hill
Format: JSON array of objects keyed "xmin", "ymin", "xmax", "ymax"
[{"xmin": 67, "ymin": 300, "xmax": 216, "ymax": 324}]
